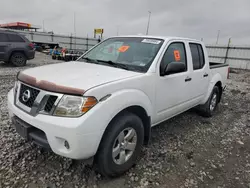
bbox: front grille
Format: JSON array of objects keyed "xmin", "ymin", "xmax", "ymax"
[
  {"xmin": 19, "ymin": 84, "xmax": 40, "ymax": 108},
  {"xmin": 44, "ymin": 95, "xmax": 58, "ymax": 113}
]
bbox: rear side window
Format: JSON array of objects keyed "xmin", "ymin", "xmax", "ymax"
[
  {"xmin": 189, "ymin": 43, "xmax": 205, "ymax": 70},
  {"xmin": 0, "ymin": 33, "xmax": 9, "ymax": 42},
  {"xmin": 8, "ymin": 34, "xmax": 25, "ymax": 42},
  {"xmin": 197, "ymin": 45, "xmax": 205, "ymax": 67}
]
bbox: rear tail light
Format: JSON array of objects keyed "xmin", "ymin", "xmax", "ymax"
[
  {"xmin": 227, "ymin": 67, "xmax": 230, "ymax": 79},
  {"xmin": 28, "ymin": 43, "xmax": 34, "ymax": 49}
]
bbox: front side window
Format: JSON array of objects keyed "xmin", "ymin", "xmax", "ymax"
[
  {"xmin": 160, "ymin": 42, "xmax": 187, "ymax": 75},
  {"xmin": 79, "ymin": 37, "xmax": 164, "ymax": 72}
]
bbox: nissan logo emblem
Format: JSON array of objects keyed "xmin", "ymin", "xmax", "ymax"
[{"xmin": 22, "ymin": 90, "xmax": 31, "ymax": 102}]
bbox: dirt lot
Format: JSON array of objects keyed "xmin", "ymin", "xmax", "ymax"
[{"xmin": 0, "ymin": 53, "xmax": 250, "ymax": 188}]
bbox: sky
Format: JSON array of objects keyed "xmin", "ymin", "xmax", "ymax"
[{"xmin": 0, "ymin": 0, "xmax": 250, "ymax": 45}]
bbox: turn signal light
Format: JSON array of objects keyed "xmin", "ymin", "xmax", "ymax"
[{"xmin": 81, "ymin": 97, "xmax": 98, "ymax": 113}]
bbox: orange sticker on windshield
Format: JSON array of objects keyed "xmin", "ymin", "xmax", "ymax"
[
  {"xmin": 174, "ymin": 50, "xmax": 181, "ymax": 61},
  {"xmin": 118, "ymin": 46, "xmax": 130, "ymax": 52}
]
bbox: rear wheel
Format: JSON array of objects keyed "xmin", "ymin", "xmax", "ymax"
[
  {"xmin": 10, "ymin": 52, "xmax": 27, "ymax": 67},
  {"xmin": 95, "ymin": 112, "xmax": 144, "ymax": 177},
  {"xmin": 198, "ymin": 86, "xmax": 220, "ymax": 117}
]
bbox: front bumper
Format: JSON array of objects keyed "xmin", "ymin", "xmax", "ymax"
[
  {"xmin": 12, "ymin": 116, "xmax": 51, "ymax": 149},
  {"xmin": 8, "ymin": 89, "xmax": 104, "ymax": 160}
]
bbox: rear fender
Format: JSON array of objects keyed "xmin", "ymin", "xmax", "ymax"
[
  {"xmin": 8, "ymin": 48, "xmax": 28, "ymax": 60},
  {"xmin": 201, "ymin": 73, "xmax": 222, "ymax": 104}
]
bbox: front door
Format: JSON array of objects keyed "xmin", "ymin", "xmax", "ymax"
[{"xmin": 155, "ymin": 41, "xmax": 192, "ymax": 123}]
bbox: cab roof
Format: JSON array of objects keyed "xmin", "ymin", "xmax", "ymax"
[{"xmin": 110, "ymin": 35, "xmax": 202, "ymax": 43}]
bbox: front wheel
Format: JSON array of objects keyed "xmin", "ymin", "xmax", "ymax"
[
  {"xmin": 95, "ymin": 112, "xmax": 144, "ymax": 177},
  {"xmin": 198, "ymin": 86, "xmax": 220, "ymax": 117}
]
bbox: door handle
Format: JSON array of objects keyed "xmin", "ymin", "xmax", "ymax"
[
  {"xmin": 185, "ymin": 77, "xmax": 192, "ymax": 82},
  {"xmin": 203, "ymin": 73, "xmax": 209, "ymax": 77}
]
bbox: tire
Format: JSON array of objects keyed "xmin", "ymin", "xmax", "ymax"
[
  {"xmin": 95, "ymin": 112, "xmax": 144, "ymax": 177},
  {"xmin": 10, "ymin": 52, "xmax": 27, "ymax": 67},
  {"xmin": 198, "ymin": 86, "xmax": 220, "ymax": 117}
]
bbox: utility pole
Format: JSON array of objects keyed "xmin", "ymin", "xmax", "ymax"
[
  {"xmin": 74, "ymin": 12, "xmax": 76, "ymax": 50},
  {"xmin": 224, "ymin": 37, "xmax": 231, "ymax": 64},
  {"xmin": 216, "ymin": 30, "xmax": 220, "ymax": 45},
  {"xmin": 146, "ymin": 11, "xmax": 151, "ymax": 35}
]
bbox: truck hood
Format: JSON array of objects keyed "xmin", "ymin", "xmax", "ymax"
[{"xmin": 20, "ymin": 61, "xmax": 142, "ymax": 93}]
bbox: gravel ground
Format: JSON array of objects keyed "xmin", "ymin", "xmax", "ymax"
[{"xmin": 0, "ymin": 53, "xmax": 250, "ymax": 188}]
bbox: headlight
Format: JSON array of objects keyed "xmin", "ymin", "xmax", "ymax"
[{"xmin": 53, "ymin": 95, "xmax": 98, "ymax": 117}]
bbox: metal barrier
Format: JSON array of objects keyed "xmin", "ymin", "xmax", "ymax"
[
  {"xmin": 0, "ymin": 28, "xmax": 100, "ymax": 52},
  {"xmin": 1, "ymin": 28, "xmax": 249, "ymax": 69},
  {"xmin": 206, "ymin": 41, "xmax": 250, "ymax": 70}
]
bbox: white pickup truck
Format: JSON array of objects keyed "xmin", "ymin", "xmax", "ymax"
[{"xmin": 8, "ymin": 36, "xmax": 229, "ymax": 177}]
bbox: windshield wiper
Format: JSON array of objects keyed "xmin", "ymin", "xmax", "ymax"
[
  {"xmin": 81, "ymin": 58, "xmax": 133, "ymax": 71},
  {"xmin": 96, "ymin": 59, "xmax": 130, "ymax": 70},
  {"xmin": 81, "ymin": 57, "xmax": 100, "ymax": 64}
]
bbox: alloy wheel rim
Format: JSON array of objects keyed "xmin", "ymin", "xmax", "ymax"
[
  {"xmin": 112, "ymin": 127, "xmax": 137, "ymax": 165},
  {"xmin": 13, "ymin": 55, "xmax": 24, "ymax": 64},
  {"xmin": 210, "ymin": 93, "xmax": 217, "ymax": 111}
]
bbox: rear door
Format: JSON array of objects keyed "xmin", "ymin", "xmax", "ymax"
[
  {"xmin": 188, "ymin": 43, "xmax": 210, "ymax": 104},
  {"xmin": 7, "ymin": 33, "xmax": 27, "ymax": 50},
  {"xmin": 0, "ymin": 33, "xmax": 9, "ymax": 61}
]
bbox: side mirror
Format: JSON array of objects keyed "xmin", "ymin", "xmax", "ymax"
[{"xmin": 163, "ymin": 62, "xmax": 186, "ymax": 76}]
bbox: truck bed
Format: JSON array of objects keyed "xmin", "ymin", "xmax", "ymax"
[
  {"xmin": 209, "ymin": 62, "xmax": 229, "ymax": 87},
  {"xmin": 209, "ymin": 62, "xmax": 229, "ymax": 69}
]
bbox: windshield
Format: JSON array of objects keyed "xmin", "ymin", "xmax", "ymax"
[{"xmin": 78, "ymin": 37, "xmax": 164, "ymax": 72}]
